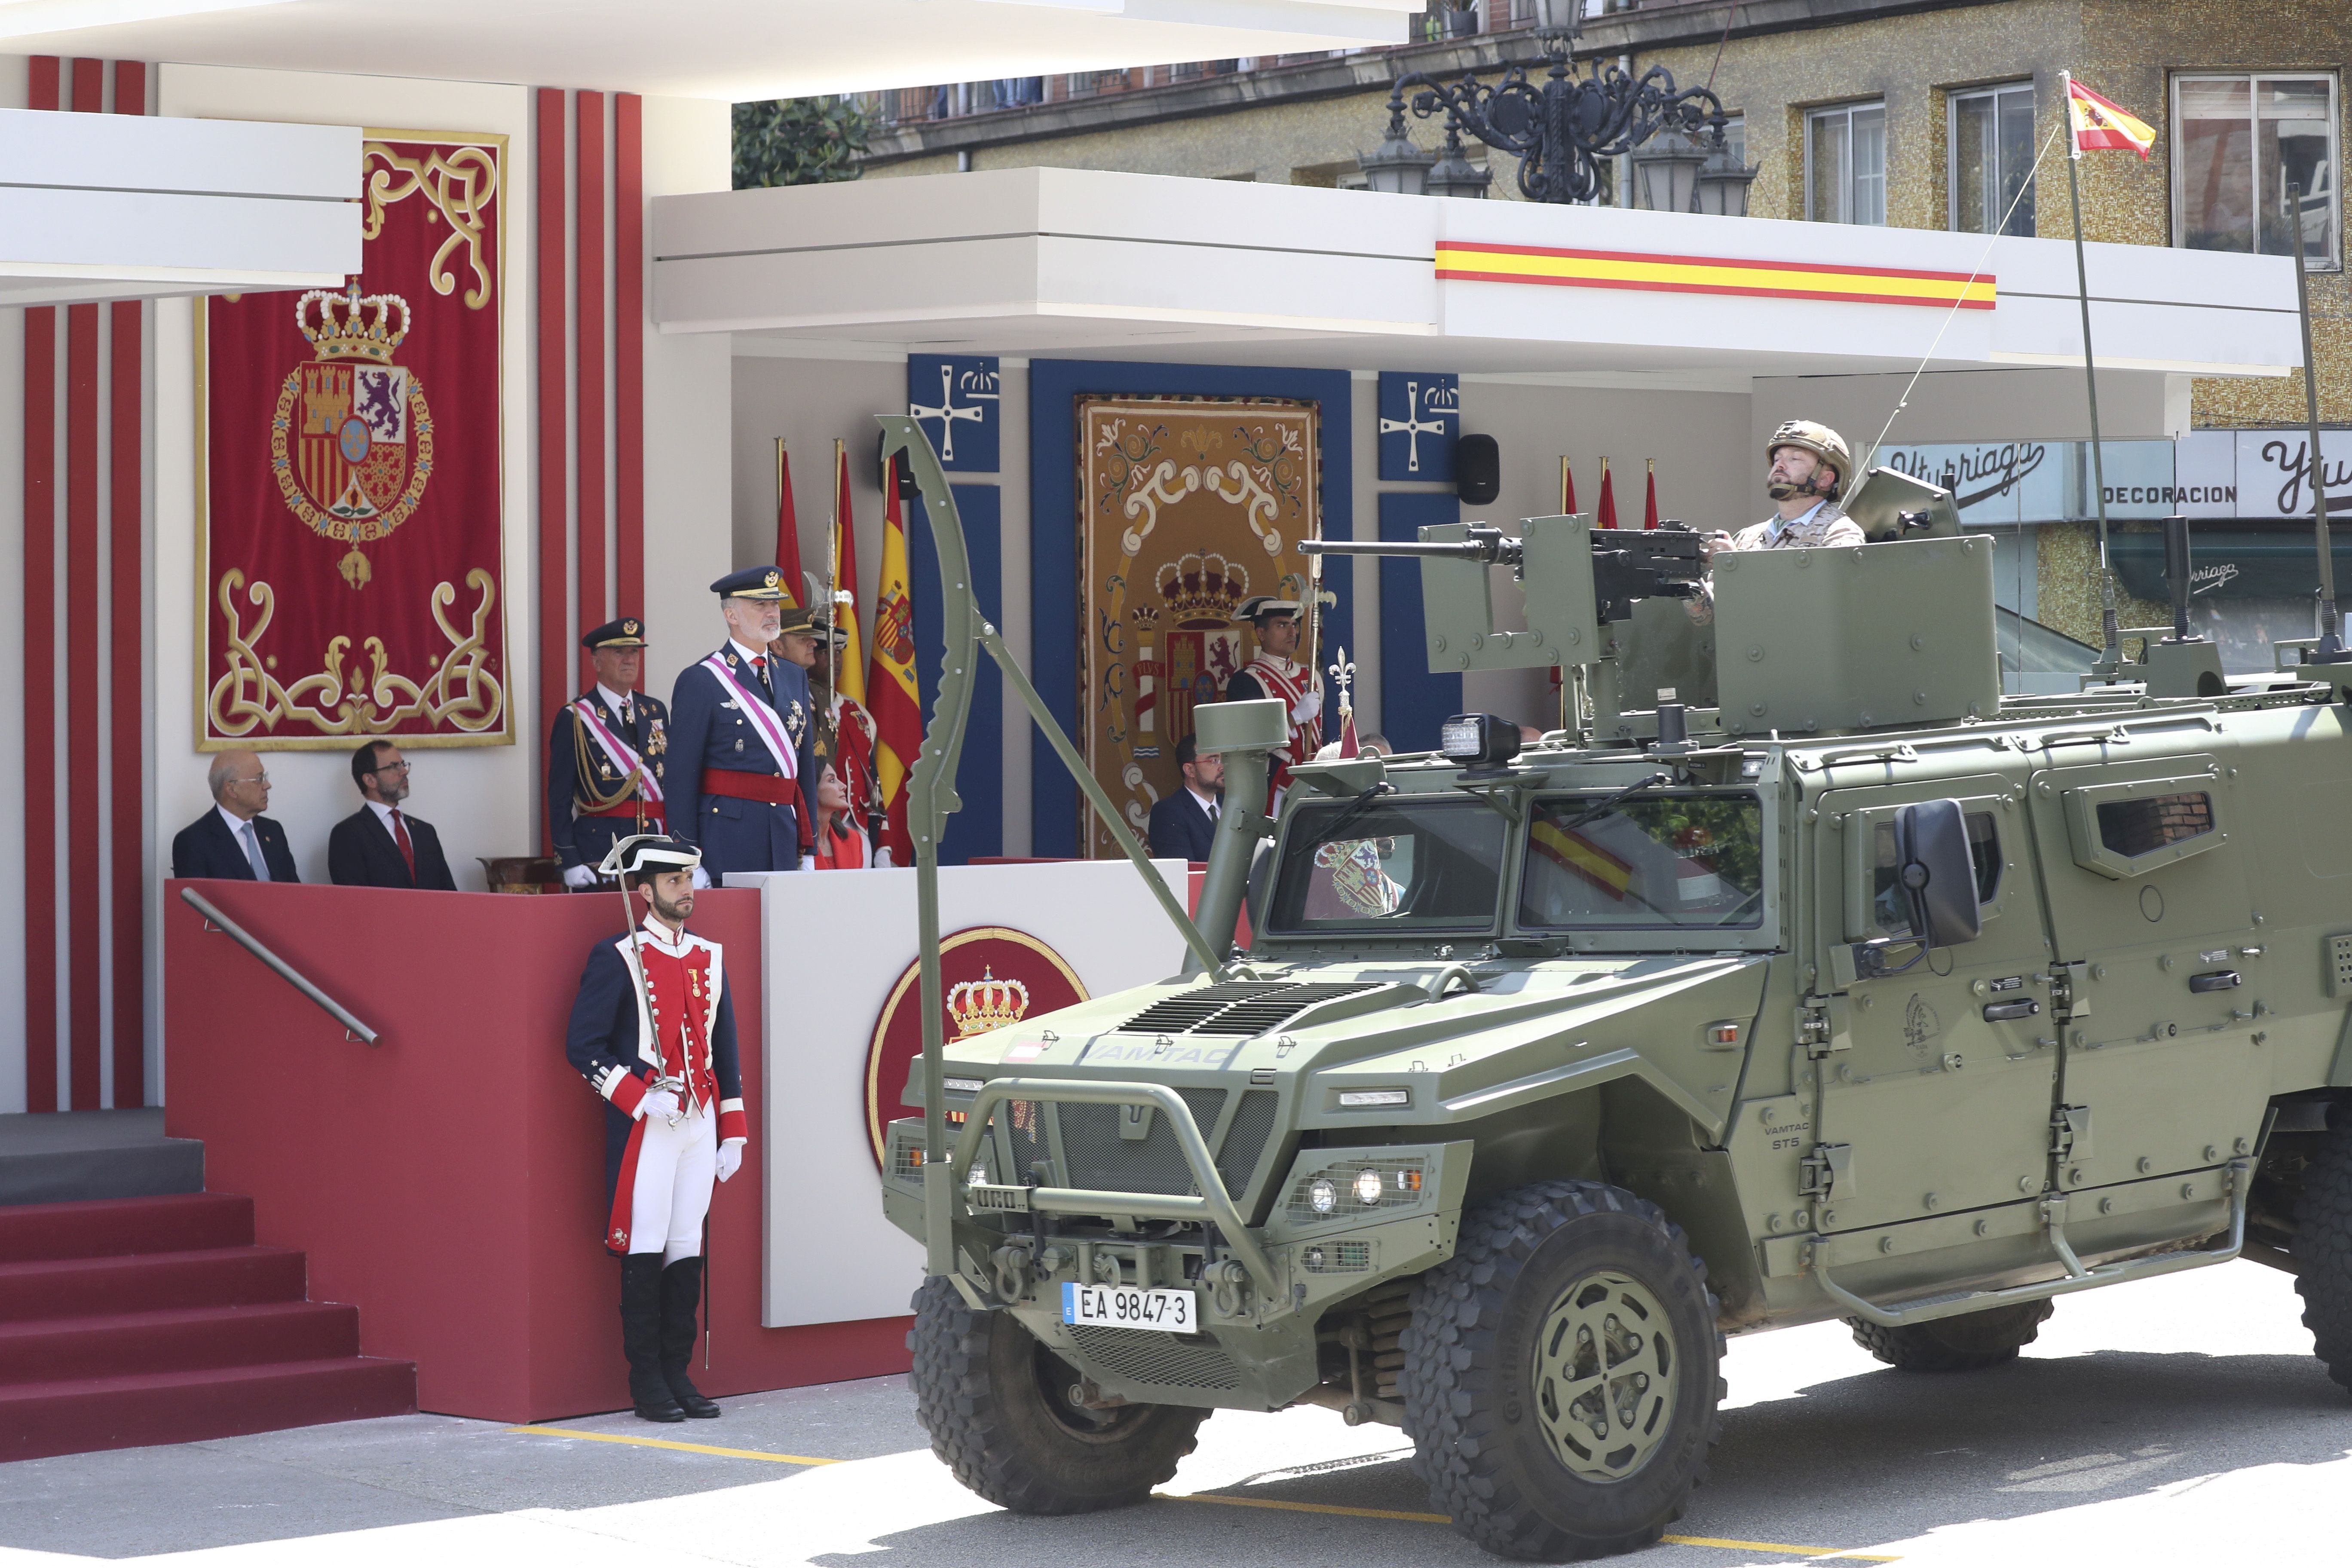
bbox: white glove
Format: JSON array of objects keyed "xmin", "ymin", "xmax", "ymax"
[
  {"xmin": 875, "ymin": 847, "xmax": 894, "ymax": 869},
  {"xmin": 691, "ymin": 865, "xmax": 713, "ymax": 890},
  {"xmin": 637, "ymin": 1086, "xmax": 682, "ymax": 1122},
  {"xmin": 715, "ymin": 1142, "xmax": 744, "ymax": 1183},
  {"xmin": 562, "ymin": 863, "xmax": 597, "ymax": 888},
  {"xmin": 1291, "ymin": 690, "xmax": 1323, "ymax": 726}
]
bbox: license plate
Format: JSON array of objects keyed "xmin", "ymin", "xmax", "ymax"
[{"xmin": 1062, "ymin": 1281, "xmax": 1198, "ymax": 1333}]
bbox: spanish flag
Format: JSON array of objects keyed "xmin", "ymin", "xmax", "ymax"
[
  {"xmin": 1530, "ymin": 819, "xmax": 1633, "ymax": 900},
  {"xmin": 2066, "ymin": 76, "xmax": 2156, "ymax": 159},
  {"xmin": 867, "ymin": 460, "xmax": 921, "ymax": 864},
  {"xmin": 831, "ymin": 441, "xmax": 865, "ymax": 707}
]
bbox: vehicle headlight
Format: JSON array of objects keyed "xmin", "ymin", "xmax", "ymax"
[
  {"xmin": 967, "ymin": 1165, "xmax": 988, "ymax": 1188},
  {"xmin": 1354, "ymin": 1168, "xmax": 1385, "ymax": 1206},
  {"xmin": 1309, "ymin": 1178, "xmax": 1338, "ymax": 1214},
  {"xmin": 1338, "ymin": 1088, "xmax": 1411, "ymax": 1108},
  {"xmin": 943, "ymin": 1076, "xmax": 984, "ymax": 1094}
]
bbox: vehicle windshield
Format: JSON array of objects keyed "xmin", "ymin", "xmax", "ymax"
[
  {"xmin": 1265, "ymin": 795, "xmax": 1506, "ymax": 935},
  {"xmin": 1518, "ymin": 792, "xmax": 1765, "ymax": 930}
]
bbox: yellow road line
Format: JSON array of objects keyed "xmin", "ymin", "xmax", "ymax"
[
  {"xmin": 1166, "ymin": 1491, "xmax": 1896, "ymax": 1561},
  {"xmin": 506, "ymin": 1425, "xmax": 838, "ymax": 1466}
]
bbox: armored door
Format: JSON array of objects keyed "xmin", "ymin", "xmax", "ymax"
[
  {"xmin": 1810, "ymin": 775, "xmax": 2058, "ymax": 1233},
  {"xmin": 2023, "ymin": 744, "xmax": 2270, "ymax": 1197}
]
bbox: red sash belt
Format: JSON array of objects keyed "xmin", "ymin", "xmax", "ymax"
[
  {"xmin": 702, "ymin": 768, "xmax": 803, "ymax": 809},
  {"xmin": 578, "ymin": 801, "xmax": 666, "ymax": 823}
]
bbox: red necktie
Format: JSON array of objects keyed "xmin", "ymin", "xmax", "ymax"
[{"xmin": 390, "ymin": 808, "xmax": 416, "ymax": 880}]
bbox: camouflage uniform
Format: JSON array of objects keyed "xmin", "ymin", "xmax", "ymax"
[{"xmin": 1687, "ymin": 501, "xmax": 1867, "ymax": 624}]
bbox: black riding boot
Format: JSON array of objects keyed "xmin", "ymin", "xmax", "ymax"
[
  {"xmin": 659, "ymin": 1256, "xmax": 721, "ymax": 1418},
  {"xmin": 622, "ymin": 1254, "xmax": 685, "ymax": 1422}
]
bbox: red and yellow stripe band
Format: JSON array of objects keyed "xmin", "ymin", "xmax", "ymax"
[{"xmin": 1436, "ymin": 241, "xmax": 1996, "ymax": 311}]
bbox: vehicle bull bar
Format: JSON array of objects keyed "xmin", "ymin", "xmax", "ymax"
[
  {"xmin": 1814, "ymin": 1158, "xmax": 2251, "ymax": 1328},
  {"xmin": 946, "ymin": 1078, "xmax": 1282, "ymax": 1297}
]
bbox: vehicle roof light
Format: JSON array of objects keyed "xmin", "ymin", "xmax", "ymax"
[{"xmin": 1440, "ymin": 713, "xmax": 1522, "ymax": 769}]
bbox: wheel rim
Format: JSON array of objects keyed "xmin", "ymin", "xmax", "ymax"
[
  {"xmin": 1531, "ymin": 1269, "xmax": 1680, "ymax": 1482},
  {"xmin": 1030, "ymin": 1340, "xmax": 1151, "ymax": 1443}
]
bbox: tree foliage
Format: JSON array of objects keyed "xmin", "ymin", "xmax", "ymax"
[{"xmin": 733, "ymin": 96, "xmax": 873, "ymax": 189}]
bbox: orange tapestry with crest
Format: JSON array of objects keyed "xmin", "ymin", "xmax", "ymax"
[{"xmin": 1077, "ymin": 396, "xmax": 1321, "ymax": 858}]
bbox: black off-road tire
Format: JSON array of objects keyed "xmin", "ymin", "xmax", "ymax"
[
  {"xmin": 2292, "ymin": 1112, "xmax": 2352, "ymax": 1395},
  {"xmin": 1845, "ymin": 1300, "xmax": 2053, "ymax": 1372},
  {"xmin": 907, "ymin": 1277, "xmax": 1207, "ymax": 1513},
  {"xmin": 1399, "ymin": 1180, "xmax": 1724, "ymax": 1562}
]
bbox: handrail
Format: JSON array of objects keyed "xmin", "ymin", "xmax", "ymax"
[
  {"xmin": 1814, "ymin": 1158, "xmax": 2249, "ymax": 1328},
  {"xmin": 951, "ymin": 1077, "xmax": 1279, "ymax": 1295},
  {"xmin": 178, "ymin": 887, "xmax": 380, "ymax": 1045}
]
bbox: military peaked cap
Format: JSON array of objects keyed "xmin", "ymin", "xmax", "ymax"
[
  {"xmin": 711, "ymin": 566, "xmax": 788, "ymax": 600},
  {"xmin": 582, "ymin": 616, "xmax": 648, "ymax": 651}
]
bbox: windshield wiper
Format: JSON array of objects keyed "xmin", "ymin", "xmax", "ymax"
[
  {"xmin": 1311, "ymin": 781, "xmax": 1396, "ymax": 842},
  {"xmin": 1550, "ymin": 772, "xmax": 1674, "ymax": 834}
]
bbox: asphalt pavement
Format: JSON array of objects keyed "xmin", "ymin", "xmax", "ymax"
[{"xmin": 2, "ymin": 1260, "xmax": 2346, "ymax": 1566}]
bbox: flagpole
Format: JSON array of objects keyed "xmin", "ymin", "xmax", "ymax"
[
  {"xmin": 2288, "ymin": 179, "xmax": 2345, "ymax": 660},
  {"xmin": 2062, "ymin": 70, "xmax": 2122, "ymax": 671}
]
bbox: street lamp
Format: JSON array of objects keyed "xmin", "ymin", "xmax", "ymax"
[
  {"xmin": 1630, "ymin": 126, "xmax": 1710, "ymax": 212},
  {"xmin": 1379, "ymin": 0, "xmax": 1728, "ymax": 206},
  {"xmin": 1358, "ymin": 100, "xmax": 1435, "ymax": 195},
  {"xmin": 1694, "ymin": 141, "xmax": 1760, "ymax": 216},
  {"xmin": 1425, "ymin": 123, "xmax": 1493, "ymax": 199}
]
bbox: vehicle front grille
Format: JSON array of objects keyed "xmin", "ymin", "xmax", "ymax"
[
  {"xmin": 1217, "ymin": 1090, "xmax": 1279, "ymax": 1195},
  {"xmin": 1067, "ymin": 1324, "xmax": 1243, "ymax": 1391},
  {"xmin": 1060, "ymin": 1088, "xmax": 1227, "ymax": 1196}
]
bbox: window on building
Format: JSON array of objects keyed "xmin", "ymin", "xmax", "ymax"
[
  {"xmin": 2174, "ymin": 73, "xmax": 2339, "ymax": 269},
  {"xmin": 1807, "ymin": 101, "xmax": 1886, "ymax": 225},
  {"xmin": 1951, "ymin": 83, "xmax": 2037, "ymax": 235}
]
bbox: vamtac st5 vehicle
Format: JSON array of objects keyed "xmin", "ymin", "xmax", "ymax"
[{"xmin": 870, "ymin": 414, "xmax": 2352, "ymax": 1561}]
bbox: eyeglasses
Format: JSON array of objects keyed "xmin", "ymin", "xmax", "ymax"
[
  {"xmin": 369, "ymin": 760, "xmax": 412, "ymax": 775},
  {"xmin": 230, "ymin": 772, "xmax": 269, "ymax": 787}
]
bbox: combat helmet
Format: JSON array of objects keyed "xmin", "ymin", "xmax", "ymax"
[{"xmin": 1764, "ymin": 419, "xmax": 1852, "ymax": 498}]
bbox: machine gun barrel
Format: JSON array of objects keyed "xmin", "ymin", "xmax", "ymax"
[{"xmin": 1301, "ymin": 525, "xmax": 1522, "ymax": 567}]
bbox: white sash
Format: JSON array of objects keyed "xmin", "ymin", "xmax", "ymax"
[
  {"xmin": 698, "ymin": 653, "xmax": 799, "ymax": 781},
  {"xmin": 573, "ymin": 698, "xmax": 664, "ymax": 803}
]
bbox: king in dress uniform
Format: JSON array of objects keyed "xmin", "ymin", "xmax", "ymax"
[
  {"xmin": 1222, "ymin": 595, "xmax": 1323, "ymax": 810},
  {"xmin": 564, "ymin": 835, "xmax": 747, "ymax": 1423},
  {"xmin": 666, "ymin": 567, "xmax": 821, "ymax": 879},
  {"xmin": 549, "ymin": 617, "xmax": 670, "ymax": 888}
]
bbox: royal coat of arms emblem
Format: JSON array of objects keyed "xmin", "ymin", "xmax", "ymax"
[{"xmin": 270, "ymin": 284, "xmax": 435, "ymax": 588}]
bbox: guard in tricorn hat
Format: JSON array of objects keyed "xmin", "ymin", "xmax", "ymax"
[
  {"xmin": 565, "ymin": 833, "xmax": 747, "ymax": 1423},
  {"xmin": 665, "ymin": 567, "xmax": 821, "ymax": 879},
  {"xmin": 550, "ymin": 617, "xmax": 669, "ymax": 888},
  {"xmin": 1223, "ymin": 594, "xmax": 1322, "ymax": 809}
]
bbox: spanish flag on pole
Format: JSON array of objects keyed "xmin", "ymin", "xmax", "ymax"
[
  {"xmin": 2066, "ymin": 76, "xmax": 2156, "ymax": 159},
  {"xmin": 867, "ymin": 460, "xmax": 921, "ymax": 864},
  {"xmin": 831, "ymin": 441, "xmax": 865, "ymax": 708}
]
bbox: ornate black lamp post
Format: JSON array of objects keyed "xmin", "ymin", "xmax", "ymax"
[{"xmin": 1366, "ymin": 0, "xmax": 1729, "ymax": 205}]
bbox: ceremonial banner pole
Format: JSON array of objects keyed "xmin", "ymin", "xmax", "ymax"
[{"xmin": 2063, "ymin": 75, "xmax": 2120, "ymax": 668}]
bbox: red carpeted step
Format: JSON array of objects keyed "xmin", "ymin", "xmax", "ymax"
[
  {"xmin": 0, "ymin": 1246, "xmax": 305, "ymax": 1324},
  {"xmin": 0, "ymin": 1300, "xmax": 359, "ymax": 1384},
  {"xmin": 0, "ymin": 1193, "xmax": 253, "ymax": 1262},
  {"xmin": 0, "ymin": 1356, "xmax": 417, "ymax": 1462}
]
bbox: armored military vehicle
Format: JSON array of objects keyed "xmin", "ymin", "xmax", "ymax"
[{"xmin": 871, "ymin": 415, "xmax": 2352, "ymax": 1562}]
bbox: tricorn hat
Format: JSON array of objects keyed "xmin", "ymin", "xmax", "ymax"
[
  {"xmin": 597, "ymin": 833, "xmax": 704, "ymax": 880},
  {"xmin": 1235, "ymin": 595, "xmax": 1302, "ymax": 624}
]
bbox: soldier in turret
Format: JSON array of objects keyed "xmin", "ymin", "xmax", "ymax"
[{"xmin": 1688, "ymin": 420, "xmax": 1868, "ymax": 624}]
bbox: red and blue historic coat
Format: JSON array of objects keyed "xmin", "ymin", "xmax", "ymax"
[{"xmin": 564, "ymin": 918, "xmax": 747, "ymax": 1254}]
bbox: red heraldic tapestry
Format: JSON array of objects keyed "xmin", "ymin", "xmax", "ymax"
[{"xmin": 200, "ymin": 133, "xmax": 509, "ymax": 748}]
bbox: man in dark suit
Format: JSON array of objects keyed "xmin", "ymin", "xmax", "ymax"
[
  {"xmin": 328, "ymin": 741, "xmax": 458, "ymax": 890},
  {"xmin": 550, "ymin": 617, "xmax": 670, "ymax": 888},
  {"xmin": 666, "ymin": 566, "xmax": 820, "ymax": 879},
  {"xmin": 1147, "ymin": 733, "xmax": 1224, "ymax": 863},
  {"xmin": 172, "ymin": 750, "xmax": 300, "ymax": 882}
]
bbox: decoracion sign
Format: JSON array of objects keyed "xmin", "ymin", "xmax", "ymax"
[
  {"xmin": 1436, "ymin": 241, "xmax": 1997, "ymax": 311},
  {"xmin": 862, "ymin": 926, "xmax": 1087, "ymax": 1165},
  {"xmin": 1378, "ymin": 371, "xmax": 1460, "ymax": 482},
  {"xmin": 907, "ymin": 353, "xmax": 1001, "ymax": 472},
  {"xmin": 1079, "ymin": 396, "xmax": 1321, "ymax": 858},
  {"xmin": 200, "ymin": 133, "xmax": 508, "ymax": 749}
]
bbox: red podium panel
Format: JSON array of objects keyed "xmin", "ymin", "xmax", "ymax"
[{"xmin": 164, "ymin": 880, "xmax": 910, "ymax": 1423}]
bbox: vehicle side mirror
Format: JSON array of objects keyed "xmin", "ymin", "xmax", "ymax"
[{"xmin": 1895, "ymin": 798, "xmax": 1981, "ymax": 949}]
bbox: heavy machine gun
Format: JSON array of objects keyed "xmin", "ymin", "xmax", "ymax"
[{"xmin": 1302, "ymin": 519, "xmax": 1706, "ymax": 625}]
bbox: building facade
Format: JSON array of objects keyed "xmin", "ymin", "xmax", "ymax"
[{"xmin": 856, "ymin": 0, "xmax": 2352, "ymax": 658}]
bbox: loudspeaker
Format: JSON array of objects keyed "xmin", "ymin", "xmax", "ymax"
[
  {"xmin": 876, "ymin": 431, "xmax": 916, "ymax": 495},
  {"xmin": 1455, "ymin": 434, "xmax": 1500, "ymax": 505}
]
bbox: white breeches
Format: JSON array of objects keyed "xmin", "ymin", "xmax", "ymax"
[{"xmin": 629, "ymin": 1104, "xmax": 717, "ymax": 1265}]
